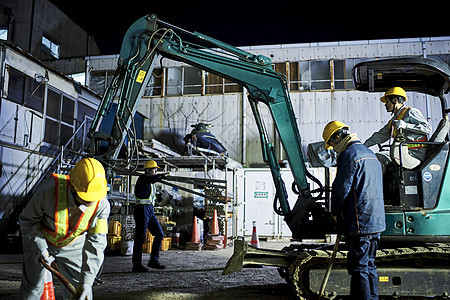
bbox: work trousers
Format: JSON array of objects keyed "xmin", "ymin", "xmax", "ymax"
[
  {"xmin": 345, "ymin": 233, "xmax": 381, "ymax": 300},
  {"xmin": 132, "ymin": 204, "xmax": 164, "ymax": 266}
]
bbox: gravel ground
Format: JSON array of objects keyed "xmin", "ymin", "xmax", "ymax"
[{"xmin": 0, "ymin": 241, "xmax": 296, "ymax": 300}]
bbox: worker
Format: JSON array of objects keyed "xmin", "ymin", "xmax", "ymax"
[
  {"xmin": 364, "ymin": 87, "xmax": 432, "ymax": 167},
  {"xmin": 323, "ymin": 121, "xmax": 386, "ymax": 300},
  {"xmin": 132, "ymin": 160, "xmax": 166, "ymax": 272},
  {"xmin": 19, "ymin": 158, "xmax": 110, "ymax": 299}
]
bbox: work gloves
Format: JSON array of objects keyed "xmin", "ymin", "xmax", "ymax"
[
  {"xmin": 393, "ymin": 119, "xmax": 407, "ymax": 130},
  {"xmin": 37, "ymin": 249, "xmax": 54, "ymax": 266}
]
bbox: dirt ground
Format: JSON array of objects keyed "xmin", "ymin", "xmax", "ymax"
[{"xmin": 0, "ymin": 241, "xmax": 297, "ymax": 300}]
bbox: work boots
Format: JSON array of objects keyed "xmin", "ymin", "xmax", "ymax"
[
  {"xmin": 148, "ymin": 260, "xmax": 166, "ymax": 270},
  {"xmin": 132, "ymin": 264, "xmax": 148, "ymax": 273}
]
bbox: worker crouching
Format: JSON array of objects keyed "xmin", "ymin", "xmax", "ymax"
[
  {"xmin": 19, "ymin": 158, "xmax": 110, "ymax": 299},
  {"xmin": 323, "ymin": 121, "xmax": 386, "ymax": 300}
]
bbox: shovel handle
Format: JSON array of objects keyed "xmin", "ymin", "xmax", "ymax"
[{"xmin": 40, "ymin": 257, "xmax": 77, "ymax": 296}]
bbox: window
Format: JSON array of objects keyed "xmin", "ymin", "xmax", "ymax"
[
  {"xmin": 205, "ymin": 72, "xmax": 223, "ymax": 94},
  {"xmin": 6, "ymin": 66, "xmax": 44, "ymax": 112},
  {"xmin": 334, "ymin": 59, "xmax": 355, "ymax": 90},
  {"xmin": 41, "ymin": 35, "xmax": 60, "ymax": 58},
  {"xmin": 183, "ymin": 67, "xmax": 202, "ymax": 95},
  {"xmin": 61, "ymin": 96, "xmax": 75, "ymax": 124},
  {"xmin": 24, "ymin": 76, "xmax": 44, "ymax": 112},
  {"xmin": 166, "ymin": 67, "xmax": 182, "ymax": 96},
  {"xmin": 145, "ymin": 68, "xmax": 163, "ymax": 96},
  {"xmin": 310, "ymin": 60, "xmax": 331, "ymax": 90},
  {"xmin": 7, "ymin": 67, "xmax": 25, "ymax": 104},
  {"xmin": 0, "ymin": 28, "xmax": 8, "ymax": 40},
  {"xmin": 44, "ymin": 89, "xmax": 75, "ymax": 147},
  {"xmin": 224, "ymin": 79, "xmax": 241, "ymax": 93},
  {"xmin": 46, "ymin": 89, "xmax": 61, "ymax": 119}
]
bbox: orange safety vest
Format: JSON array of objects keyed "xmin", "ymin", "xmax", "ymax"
[
  {"xmin": 388, "ymin": 106, "xmax": 428, "ymax": 149},
  {"xmin": 41, "ymin": 173, "xmax": 100, "ymax": 247}
]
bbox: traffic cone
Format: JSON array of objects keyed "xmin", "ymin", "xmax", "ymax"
[
  {"xmin": 251, "ymin": 221, "xmax": 260, "ymax": 248},
  {"xmin": 186, "ymin": 216, "xmax": 202, "ymax": 251},
  {"xmin": 191, "ymin": 216, "xmax": 200, "ymax": 243},
  {"xmin": 40, "ymin": 269, "xmax": 55, "ymax": 300},
  {"xmin": 210, "ymin": 209, "xmax": 220, "ymax": 235},
  {"xmin": 205, "ymin": 209, "xmax": 225, "ymax": 250}
]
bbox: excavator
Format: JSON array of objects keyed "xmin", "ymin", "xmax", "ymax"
[{"xmin": 88, "ymin": 14, "xmax": 450, "ymax": 299}]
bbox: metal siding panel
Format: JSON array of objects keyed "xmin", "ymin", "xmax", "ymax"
[
  {"xmin": 378, "ymin": 43, "xmax": 395, "ymax": 57},
  {"xmin": 330, "ymin": 46, "xmax": 347, "ymax": 59},
  {"xmin": 299, "ymin": 47, "xmax": 314, "ymax": 60},
  {"xmin": 330, "ymin": 91, "xmax": 347, "ymax": 122},
  {"xmin": 268, "ymin": 49, "xmax": 284, "ymax": 62},
  {"xmin": 362, "ymin": 44, "xmax": 378, "ymax": 57},
  {"xmin": 284, "ymin": 48, "xmax": 300, "ymax": 61},
  {"xmin": 426, "ymin": 41, "xmax": 450, "ymax": 55}
]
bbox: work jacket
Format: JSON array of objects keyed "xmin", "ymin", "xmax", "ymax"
[
  {"xmin": 364, "ymin": 106, "xmax": 432, "ymax": 161},
  {"xmin": 134, "ymin": 174, "xmax": 164, "ymax": 205},
  {"xmin": 331, "ymin": 141, "xmax": 386, "ymax": 235},
  {"xmin": 20, "ymin": 174, "xmax": 110, "ymax": 286}
]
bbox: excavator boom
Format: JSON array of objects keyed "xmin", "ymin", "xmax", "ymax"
[{"xmin": 89, "ymin": 14, "xmax": 327, "ymax": 238}]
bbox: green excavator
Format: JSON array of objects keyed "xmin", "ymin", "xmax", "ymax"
[{"xmin": 89, "ymin": 14, "xmax": 450, "ymax": 299}]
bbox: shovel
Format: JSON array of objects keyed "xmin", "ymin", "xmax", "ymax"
[{"xmin": 39, "ymin": 257, "xmax": 77, "ymax": 296}]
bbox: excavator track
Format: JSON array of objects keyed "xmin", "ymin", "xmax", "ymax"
[{"xmin": 284, "ymin": 243, "xmax": 450, "ymax": 299}]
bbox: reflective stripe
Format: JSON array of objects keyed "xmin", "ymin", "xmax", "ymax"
[
  {"xmin": 389, "ymin": 106, "xmax": 410, "ymax": 138},
  {"xmin": 389, "ymin": 106, "xmax": 428, "ymax": 149},
  {"xmin": 407, "ymin": 136, "xmax": 428, "ymax": 149},
  {"xmin": 88, "ymin": 218, "xmax": 108, "ymax": 234},
  {"xmin": 42, "ymin": 173, "xmax": 99, "ymax": 247},
  {"xmin": 136, "ymin": 183, "xmax": 156, "ymax": 205}
]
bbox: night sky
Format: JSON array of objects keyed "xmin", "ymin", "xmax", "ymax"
[{"xmin": 51, "ymin": 0, "xmax": 449, "ymax": 55}]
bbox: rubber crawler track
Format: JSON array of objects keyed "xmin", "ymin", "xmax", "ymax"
[{"xmin": 285, "ymin": 244, "xmax": 450, "ymax": 299}]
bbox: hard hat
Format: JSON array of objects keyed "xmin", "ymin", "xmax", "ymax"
[
  {"xmin": 144, "ymin": 160, "xmax": 159, "ymax": 169},
  {"xmin": 322, "ymin": 121, "xmax": 350, "ymax": 150},
  {"xmin": 69, "ymin": 158, "xmax": 107, "ymax": 202},
  {"xmin": 380, "ymin": 87, "xmax": 408, "ymax": 103}
]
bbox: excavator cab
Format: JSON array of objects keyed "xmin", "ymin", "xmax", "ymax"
[{"xmin": 352, "ymin": 57, "xmax": 450, "ymax": 240}]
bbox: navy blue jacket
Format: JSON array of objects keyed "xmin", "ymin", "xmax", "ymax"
[{"xmin": 331, "ymin": 141, "xmax": 386, "ymax": 235}]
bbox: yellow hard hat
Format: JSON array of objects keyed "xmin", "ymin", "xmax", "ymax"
[
  {"xmin": 322, "ymin": 121, "xmax": 350, "ymax": 150},
  {"xmin": 380, "ymin": 87, "xmax": 408, "ymax": 103},
  {"xmin": 69, "ymin": 158, "xmax": 107, "ymax": 202},
  {"xmin": 144, "ymin": 160, "xmax": 159, "ymax": 169}
]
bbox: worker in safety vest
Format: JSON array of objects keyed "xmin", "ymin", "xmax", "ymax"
[
  {"xmin": 364, "ymin": 87, "xmax": 432, "ymax": 167},
  {"xmin": 19, "ymin": 158, "xmax": 110, "ymax": 299},
  {"xmin": 132, "ymin": 160, "xmax": 166, "ymax": 272}
]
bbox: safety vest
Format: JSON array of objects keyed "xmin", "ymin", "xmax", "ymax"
[
  {"xmin": 388, "ymin": 106, "xmax": 428, "ymax": 149},
  {"xmin": 41, "ymin": 173, "xmax": 100, "ymax": 247},
  {"xmin": 136, "ymin": 183, "xmax": 156, "ymax": 205}
]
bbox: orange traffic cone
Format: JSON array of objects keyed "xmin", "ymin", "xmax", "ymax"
[
  {"xmin": 251, "ymin": 221, "xmax": 260, "ymax": 248},
  {"xmin": 210, "ymin": 209, "xmax": 220, "ymax": 235},
  {"xmin": 41, "ymin": 269, "xmax": 55, "ymax": 300},
  {"xmin": 186, "ymin": 216, "xmax": 202, "ymax": 251},
  {"xmin": 205, "ymin": 209, "xmax": 225, "ymax": 250}
]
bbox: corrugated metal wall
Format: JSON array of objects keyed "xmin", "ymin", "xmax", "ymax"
[{"xmin": 139, "ymin": 90, "xmax": 445, "ymax": 166}]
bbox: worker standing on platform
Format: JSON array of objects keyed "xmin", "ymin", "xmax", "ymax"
[
  {"xmin": 323, "ymin": 121, "xmax": 386, "ymax": 300},
  {"xmin": 132, "ymin": 160, "xmax": 166, "ymax": 272},
  {"xmin": 19, "ymin": 158, "xmax": 110, "ymax": 299}
]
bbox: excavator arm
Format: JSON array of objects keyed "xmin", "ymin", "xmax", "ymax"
[{"xmin": 89, "ymin": 14, "xmax": 330, "ymax": 238}]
